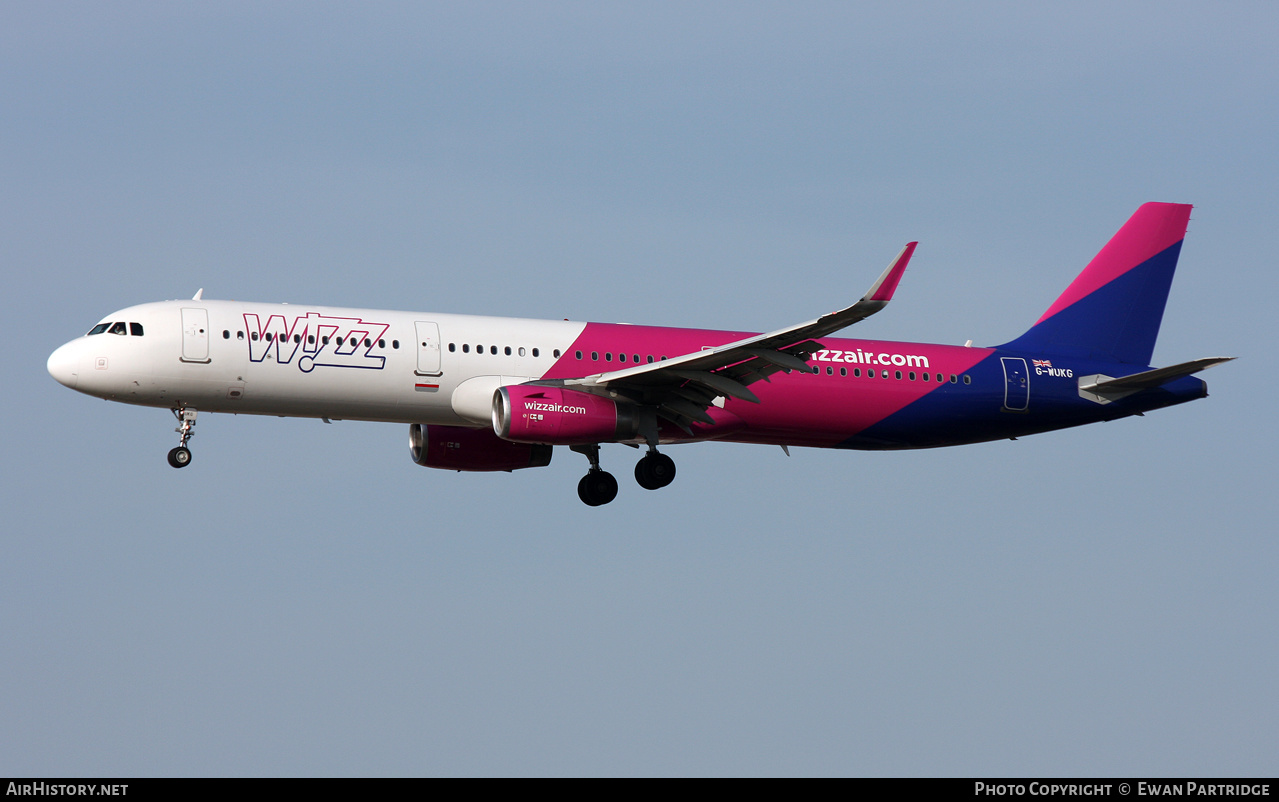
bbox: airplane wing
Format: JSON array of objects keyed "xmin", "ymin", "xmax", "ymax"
[{"xmin": 557, "ymin": 242, "xmax": 917, "ymax": 430}]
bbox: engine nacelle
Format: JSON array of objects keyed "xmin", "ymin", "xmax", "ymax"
[
  {"xmin": 494, "ymin": 385, "xmax": 639, "ymax": 445},
  {"xmin": 409, "ymin": 423, "xmax": 552, "ymax": 472}
]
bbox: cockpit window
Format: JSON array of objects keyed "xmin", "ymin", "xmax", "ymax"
[
  {"xmin": 130, "ymin": 322, "xmax": 144, "ymax": 336},
  {"xmin": 87, "ymin": 323, "xmax": 111, "ymax": 336},
  {"xmin": 108, "ymin": 322, "xmax": 127, "ymax": 335}
]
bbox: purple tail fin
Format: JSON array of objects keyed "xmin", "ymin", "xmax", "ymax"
[{"xmin": 1000, "ymin": 202, "xmax": 1193, "ymax": 365}]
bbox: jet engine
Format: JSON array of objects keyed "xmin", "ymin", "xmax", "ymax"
[
  {"xmin": 493, "ymin": 385, "xmax": 639, "ymax": 445},
  {"xmin": 409, "ymin": 423, "xmax": 552, "ymax": 472}
]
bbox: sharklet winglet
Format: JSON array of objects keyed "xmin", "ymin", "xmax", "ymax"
[{"xmin": 863, "ymin": 242, "xmax": 917, "ymax": 303}]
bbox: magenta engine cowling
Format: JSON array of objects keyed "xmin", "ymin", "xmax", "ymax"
[
  {"xmin": 493, "ymin": 385, "xmax": 639, "ymax": 445},
  {"xmin": 409, "ymin": 423, "xmax": 552, "ymax": 472}
]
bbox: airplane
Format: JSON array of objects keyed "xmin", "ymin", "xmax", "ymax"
[{"xmin": 47, "ymin": 202, "xmax": 1231, "ymax": 506}]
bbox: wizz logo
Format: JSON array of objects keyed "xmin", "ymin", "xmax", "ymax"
[{"xmin": 244, "ymin": 312, "xmax": 391, "ymax": 373}]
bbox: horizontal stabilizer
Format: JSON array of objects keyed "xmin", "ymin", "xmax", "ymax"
[{"xmin": 1078, "ymin": 356, "xmax": 1233, "ymax": 404}]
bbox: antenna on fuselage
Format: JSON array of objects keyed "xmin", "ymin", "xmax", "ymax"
[{"xmin": 192, "ymin": 288, "xmax": 204, "ymax": 301}]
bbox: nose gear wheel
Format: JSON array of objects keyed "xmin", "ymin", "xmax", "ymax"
[{"xmin": 168, "ymin": 407, "xmax": 197, "ymax": 468}]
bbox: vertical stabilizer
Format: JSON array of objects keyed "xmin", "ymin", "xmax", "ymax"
[{"xmin": 1000, "ymin": 202, "xmax": 1192, "ymax": 365}]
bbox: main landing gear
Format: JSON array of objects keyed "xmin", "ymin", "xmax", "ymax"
[
  {"xmin": 167, "ymin": 407, "xmax": 197, "ymax": 468},
  {"xmin": 571, "ymin": 444, "xmax": 617, "ymax": 506},
  {"xmin": 570, "ymin": 444, "xmax": 677, "ymax": 506},
  {"xmin": 634, "ymin": 450, "xmax": 676, "ymax": 490}
]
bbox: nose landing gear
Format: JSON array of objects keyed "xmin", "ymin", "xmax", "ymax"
[{"xmin": 167, "ymin": 407, "xmax": 197, "ymax": 468}]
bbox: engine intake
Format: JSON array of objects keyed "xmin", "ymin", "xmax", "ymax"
[
  {"xmin": 409, "ymin": 423, "xmax": 552, "ymax": 472},
  {"xmin": 494, "ymin": 385, "xmax": 639, "ymax": 445}
]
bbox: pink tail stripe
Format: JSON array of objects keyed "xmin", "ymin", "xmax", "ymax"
[{"xmin": 1035, "ymin": 202, "xmax": 1191, "ymax": 325}]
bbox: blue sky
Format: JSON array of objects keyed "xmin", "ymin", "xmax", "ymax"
[{"xmin": 2, "ymin": 2, "xmax": 1275, "ymax": 776}]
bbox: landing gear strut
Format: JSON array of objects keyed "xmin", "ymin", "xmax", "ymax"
[
  {"xmin": 571, "ymin": 444, "xmax": 618, "ymax": 506},
  {"xmin": 634, "ymin": 449, "xmax": 676, "ymax": 490},
  {"xmin": 167, "ymin": 407, "xmax": 197, "ymax": 468}
]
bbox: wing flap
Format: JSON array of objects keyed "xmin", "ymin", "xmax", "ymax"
[{"xmin": 670, "ymin": 369, "xmax": 761, "ymax": 404}]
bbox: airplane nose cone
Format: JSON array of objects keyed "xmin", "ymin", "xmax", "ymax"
[{"xmin": 48, "ymin": 342, "xmax": 80, "ymax": 389}]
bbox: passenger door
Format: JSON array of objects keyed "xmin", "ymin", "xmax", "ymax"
[
  {"xmin": 180, "ymin": 308, "xmax": 211, "ymax": 363},
  {"xmin": 414, "ymin": 321, "xmax": 442, "ymax": 376},
  {"xmin": 1001, "ymin": 357, "xmax": 1029, "ymax": 412}
]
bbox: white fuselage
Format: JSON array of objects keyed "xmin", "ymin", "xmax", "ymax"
[{"xmin": 47, "ymin": 299, "xmax": 589, "ymax": 427}]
